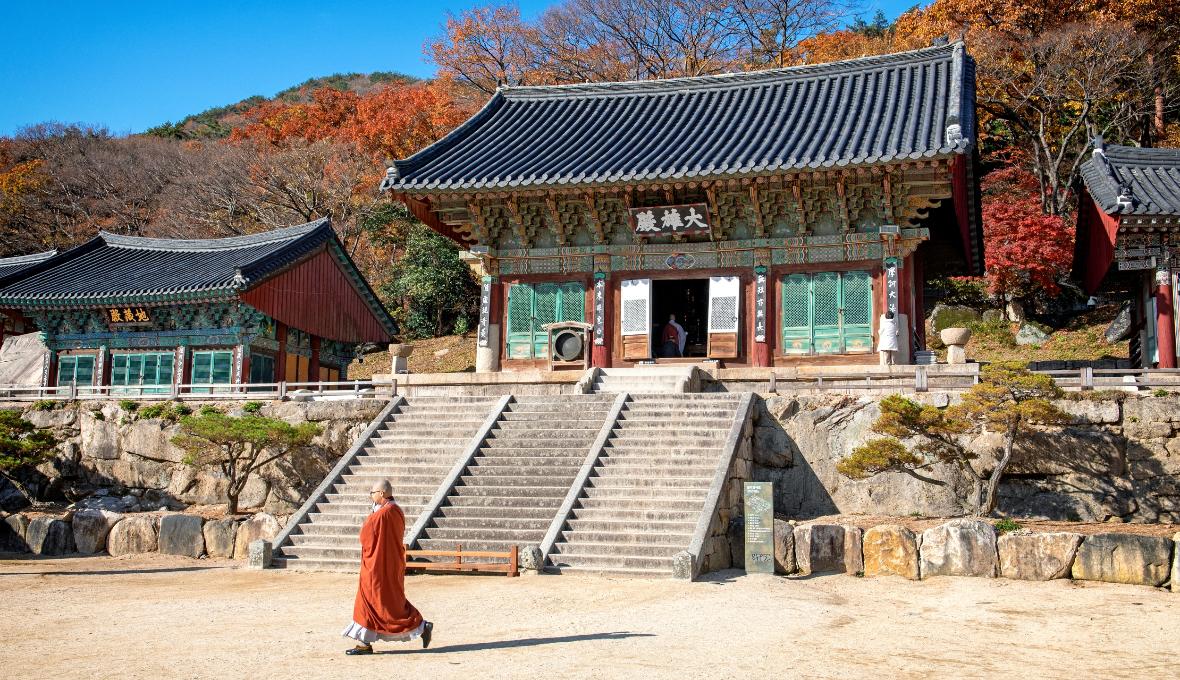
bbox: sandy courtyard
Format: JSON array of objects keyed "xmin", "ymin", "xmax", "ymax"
[{"xmin": 0, "ymin": 554, "xmax": 1174, "ymax": 680}]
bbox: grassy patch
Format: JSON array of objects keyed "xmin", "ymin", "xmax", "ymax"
[{"xmin": 993, "ymin": 518, "xmax": 1023, "ymax": 534}]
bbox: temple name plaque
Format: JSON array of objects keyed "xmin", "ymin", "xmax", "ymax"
[{"xmin": 744, "ymin": 481, "xmax": 774, "ymax": 573}]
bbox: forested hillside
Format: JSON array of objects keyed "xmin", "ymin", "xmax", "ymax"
[{"xmin": 1, "ymin": 0, "xmax": 1176, "ymax": 340}]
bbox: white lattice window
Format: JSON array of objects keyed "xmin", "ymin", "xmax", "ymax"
[
  {"xmin": 708, "ymin": 276, "xmax": 740, "ymax": 333},
  {"xmin": 620, "ymin": 278, "xmax": 651, "ymax": 336}
]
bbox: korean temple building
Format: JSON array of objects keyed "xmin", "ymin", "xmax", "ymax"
[
  {"xmin": 1076, "ymin": 142, "xmax": 1180, "ymax": 368},
  {"xmin": 383, "ymin": 43, "xmax": 983, "ymax": 371},
  {"xmin": 0, "ymin": 218, "xmax": 396, "ymax": 390}
]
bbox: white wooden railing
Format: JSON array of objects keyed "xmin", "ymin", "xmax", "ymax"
[{"xmin": 0, "ymin": 379, "xmax": 396, "ymax": 402}]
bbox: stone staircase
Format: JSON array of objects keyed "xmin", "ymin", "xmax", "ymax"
[
  {"xmin": 274, "ymin": 395, "xmax": 500, "ymax": 570},
  {"xmin": 591, "ymin": 366, "xmax": 695, "ymax": 394},
  {"xmin": 414, "ymin": 394, "xmax": 616, "ymax": 560},
  {"xmin": 547, "ymin": 393, "xmax": 743, "ymax": 576}
]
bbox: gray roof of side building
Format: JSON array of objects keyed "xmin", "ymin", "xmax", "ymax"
[
  {"xmin": 1079, "ymin": 143, "xmax": 1180, "ymax": 216},
  {"xmin": 383, "ymin": 42, "xmax": 976, "ymax": 193},
  {"xmin": 0, "ymin": 218, "xmax": 385, "ymax": 311},
  {"xmin": 0, "ymin": 250, "xmax": 57, "ymax": 281}
]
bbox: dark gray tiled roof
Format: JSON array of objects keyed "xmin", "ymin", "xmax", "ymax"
[
  {"xmin": 0, "ymin": 250, "xmax": 57, "ymax": 282},
  {"xmin": 0, "ymin": 219, "xmax": 333, "ymax": 304},
  {"xmin": 384, "ymin": 43, "xmax": 975, "ymax": 193},
  {"xmin": 1080, "ymin": 144, "xmax": 1180, "ymax": 216}
]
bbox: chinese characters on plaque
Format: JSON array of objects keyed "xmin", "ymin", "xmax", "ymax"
[
  {"xmin": 754, "ymin": 269, "xmax": 767, "ymax": 342},
  {"xmin": 629, "ymin": 203, "xmax": 711, "ymax": 236},
  {"xmin": 1115, "ymin": 234, "xmax": 1177, "ymax": 271},
  {"xmin": 477, "ymin": 277, "xmax": 493, "ymax": 348},
  {"xmin": 593, "ymin": 274, "xmax": 606, "ymax": 346},
  {"xmin": 105, "ymin": 306, "xmax": 152, "ymax": 327},
  {"xmin": 884, "ymin": 258, "xmax": 900, "ymax": 316}
]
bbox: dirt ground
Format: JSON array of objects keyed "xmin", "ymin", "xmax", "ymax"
[{"xmin": 0, "ymin": 555, "xmax": 1175, "ymax": 680}]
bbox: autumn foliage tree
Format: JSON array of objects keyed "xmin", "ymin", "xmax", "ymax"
[{"xmin": 980, "ymin": 166, "xmax": 1075, "ymax": 305}]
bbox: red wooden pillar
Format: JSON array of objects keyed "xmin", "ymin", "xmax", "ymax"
[
  {"xmin": 309, "ymin": 335, "xmax": 321, "ymax": 382},
  {"xmin": 237, "ymin": 344, "xmax": 250, "ymax": 385},
  {"xmin": 274, "ymin": 322, "xmax": 288, "ymax": 382},
  {"xmin": 591, "ymin": 272, "xmax": 612, "ymax": 368},
  {"xmin": 1156, "ymin": 270, "xmax": 1177, "ymax": 368},
  {"xmin": 912, "ymin": 252, "xmax": 925, "ymax": 351}
]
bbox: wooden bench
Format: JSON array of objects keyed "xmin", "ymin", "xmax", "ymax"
[{"xmin": 405, "ymin": 545, "xmax": 519, "ymax": 577}]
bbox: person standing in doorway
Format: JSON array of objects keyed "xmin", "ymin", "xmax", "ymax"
[
  {"xmin": 662, "ymin": 314, "xmax": 686, "ymax": 357},
  {"xmin": 877, "ymin": 310, "xmax": 899, "ymax": 365},
  {"xmin": 342, "ymin": 479, "xmax": 433, "ymax": 654}
]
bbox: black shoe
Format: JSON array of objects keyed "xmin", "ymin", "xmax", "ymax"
[
  {"xmin": 345, "ymin": 644, "xmax": 373, "ymax": 655},
  {"xmin": 422, "ymin": 621, "xmax": 433, "ymax": 649}
]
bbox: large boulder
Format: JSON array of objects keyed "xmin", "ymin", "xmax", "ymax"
[
  {"xmin": 1070, "ymin": 533, "xmax": 1173, "ymax": 586},
  {"xmin": 1172, "ymin": 532, "xmax": 1179, "ymax": 594},
  {"xmin": 121, "ymin": 420, "xmax": 186, "ymax": 463},
  {"xmin": 24, "ymin": 408, "xmax": 77, "ymax": 429},
  {"xmin": 929, "ymin": 304, "xmax": 981, "ymax": 334},
  {"xmin": 793, "ymin": 524, "xmax": 845, "ymax": 575},
  {"xmin": 919, "ymin": 519, "xmax": 997, "ymax": 578},
  {"xmin": 79, "ymin": 412, "xmax": 120, "ymax": 460},
  {"xmin": 997, "ymin": 532, "xmax": 1082, "ymax": 581},
  {"xmin": 202, "ymin": 518, "xmax": 238, "ymax": 558},
  {"xmin": 71, "ymin": 509, "xmax": 122, "ymax": 554},
  {"xmin": 863, "ymin": 525, "xmax": 920, "ymax": 580},
  {"xmin": 0, "ymin": 512, "xmax": 30, "ymax": 552},
  {"xmin": 1015, "ymin": 323, "xmax": 1050, "ymax": 346},
  {"xmin": 107, "ymin": 516, "xmax": 158, "ymax": 556},
  {"xmin": 158, "ymin": 514, "xmax": 205, "ymax": 558},
  {"xmin": 773, "ymin": 519, "xmax": 796, "ymax": 574},
  {"xmin": 1053, "ymin": 399, "xmax": 1120, "ymax": 426},
  {"xmin": 26, "ymin": 516, "xmax": 75, "ymax": 555},
  {"xmin": 842, "ymin": 525, "xmax": 864, "ymax": 575},
  {"xmin": 233, "ymin": 513, "xmax": 281, "ymax": 559}
]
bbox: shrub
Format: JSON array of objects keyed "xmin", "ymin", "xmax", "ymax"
[
  {"xmin": 929, "ymin": 276, "xmax": 989, "ymax": 308},
  {"xmin": 118, "ymin": 400, "xmax": 139, "ymax": 413},
  {"xmin": 30, "ymin": 400, "xmax": 58, "ymax": 411},
  {"xmin": 198, "ymin": 405, "xmax": 220, "ymax": 416},
  {"xmin": 241, "ymin": 402, "xmax": 262, "ymax": 414},
  {"xmin": 993, "ymin": 518, "xmax": 1022, "ymax": 534},
  {"xmin": 138, "ymin": 404, "xmax": 168, "ymax": 420}
]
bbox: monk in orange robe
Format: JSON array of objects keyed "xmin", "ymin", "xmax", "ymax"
[{"xmin": 341, "ymin": 479, "xmax": 432, "ymax": 654}]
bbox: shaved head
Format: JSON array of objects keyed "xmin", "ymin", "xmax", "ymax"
[{"xmin": 370, "ymin": 479, "xmax": 392, "ymax": 497}]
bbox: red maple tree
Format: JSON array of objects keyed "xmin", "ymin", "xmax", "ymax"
[{"xmin": 980, "ymin": 165, "xmax": 1075, "ymax": 301}]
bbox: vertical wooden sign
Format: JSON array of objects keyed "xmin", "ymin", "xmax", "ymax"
[
  {"xmin": 593, "ymin": 273, "xmax": 606, "ymax": 346},
  {"xmin": 754, "ymin": 266, "xmax": 768, "ymax": 343},
  {"xmin": 744, "ymin": 481, "xmax": 774, "ymax": 573},
  {"xmin": 884, "ymin": 257, "xmax": 900, "ymax": 316},
  {"xmin": 478, "ymin": 276, "xmax": 493, "ymax": 348}
]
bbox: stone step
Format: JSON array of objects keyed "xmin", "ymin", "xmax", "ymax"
[
  {"xmin": 463, "ymin": 464, "xmax": 581, "ymax": 478},
  {"xmin": 546, "ymin": 551, "xmax": 674, "ymax": 571},
  {"xmin": 444, "ymin": 494, "xmax": 565, "ymax": 509},
  {"xmin": 564, "ymin": 518, "xmax": 697, "ymax": 534},
  {"xmin": 346, "ymin": 463, "xmax": 454, "ymax": 475},
  {"xmin": 559, "ymin": 530, "xmax": 690, "ymax": 546},
  {"xmin": 575, "ymin": 496, "xmax": 705, "ymax": 510},
  {"xmin": 481, "ymin": 437, "xmax": 598, "ymax": 449},
  {"xmin": 589, "ymin": 465, "xmax": 716, "ymax": 479},
  {"xmin": 372, "ymin": 435, "xmax": 471, "ymax": 445},
  {"xmin": 271, "ymin": 556, "xmax": 357, "ymax": 572},
  {"xmin": 505, "ymin": 403, "xmax": 614, "ymax": 414},
  {"xmin": 289, "ymin": 534, "xmax": 359, "ymax": 548},
  {"xmin": 569, "ymin": 507, "xmax": 700, "ymax": 522},
  {"xmin": 293, "ymin": 522, "xmax": 361, "ymax": 536},
  {"xmin": 609, "ymin": 427, "xmax": 727, "ymax": 439},
  {"xmin": 437, "ymin": 505, "xmax": 557, "ymax": 520},
  {"xmin": 341, "ymin": 473, "xmax": 443, "ymax": 486},
  {"xmin": 579, "ymin": 485, "xmax": 710, "ymax": 499},
  {"xmin": 492, "ymin": 420, "xmax": 606, "ymax": 431},
  {"xmin": 421, "ymin": 527, "xmax": 545, "ymax": 542},
  {"xmin": 619, "ymin": 412, "xmax": 734, "ymax": 423},
  {"xmin": 456, "ymin": 475, "xmax": 573, "ymax": 489},
  {"xmin": 432, "ymin": 515, "xmax": 556, "ymax": 531},
  {"xmin": 512, "ymin": 394, "xmax": 617, "ymax": 403},
  {"xmin": 552, "ymin": 540, "xmax": 683, "ymax": 558},
  {"xmin": 627, "ymin": 393, "xmax": 742, "ymax": 401},
  {"xmin": 585, "ymin": 476, "xmax": 712, "ymax": 490},
  {"xmin": 404, "ymin": 396, "xmax": 503, "ymax": 404},
  {"xmin": 472, "ymin": 447, "xmax": 595, "ymax": 458},
  {"xmin": 467, "ymin": 455, "xmax": 585, "ymax": 467},
  {"xmin": 415, "ymin": 538, "xmax": 533, "ymax": 553},
  {"xmin": 281, "ymin": 545, "xmax": 361, "ymax": 561},
  {"xmin": 448, "ymin": 484, "xmax": 569, "ymax": 498},
  {"xmin": 600, "ymin": 445, "xmax": 720, "ymax": 457},
  {"xmin": 487, "ymin": 430, "xmax": 599, "ymax": 442}
]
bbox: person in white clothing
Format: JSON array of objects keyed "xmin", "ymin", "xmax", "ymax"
[{"xmin": 877, "ymin": 310, "xmax": 899, "ymax": 365}]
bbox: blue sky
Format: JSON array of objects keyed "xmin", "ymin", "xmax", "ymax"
[{"xmin": 0, "ymin": 0, "xmax": 916, "ymax": 137}]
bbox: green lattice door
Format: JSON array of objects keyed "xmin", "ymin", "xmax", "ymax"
[
  {"xmin": 506, "ymin": 282, "xmax": 585, "ymax": 359},
  {"xmin": 781, "ymin": 271, "xmax": 873, "ymax": 355}
]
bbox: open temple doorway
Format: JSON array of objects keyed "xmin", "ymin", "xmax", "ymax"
[{"xmin": 651, "ymin": 278, "xmax": 708, "ymax": 358}]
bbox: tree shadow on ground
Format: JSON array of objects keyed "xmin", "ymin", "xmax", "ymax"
[{"xmin": 378, "ymin": 631, "xmax": 655, "ymax": 654}]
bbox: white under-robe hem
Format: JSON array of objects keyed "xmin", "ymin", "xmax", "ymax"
[{"xmin": 342, "ymin": 620, "xmax": 425, "ymax": 644}]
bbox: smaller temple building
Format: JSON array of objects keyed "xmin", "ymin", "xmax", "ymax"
[
  {"xmin": 0, "ymin": 218, "xmax": 395, "ymax": 390},
  {"xmin": 1075, "ymin": 143, "xmax": 1180, "ymax": 368}
]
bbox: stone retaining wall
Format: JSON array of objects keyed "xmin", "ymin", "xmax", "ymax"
[
  {"xmin": 764, "ymin": 519, "xmax": 1178, "ymax": 592},
  {"xmin": 0, "ymin": 399, "xmax": 384, "ymax": 514},
  {"xmin": 1, "ymin": 509, "xmax": 283, "ymax": 561},
  {"xmin": 752, "ymin": 393, "xmax": 1180, "ymax": 523}
]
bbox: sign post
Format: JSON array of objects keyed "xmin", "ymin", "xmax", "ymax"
[{"xmin": 743, "ymin": 481, "xmax": 774, "ymax": 573}]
